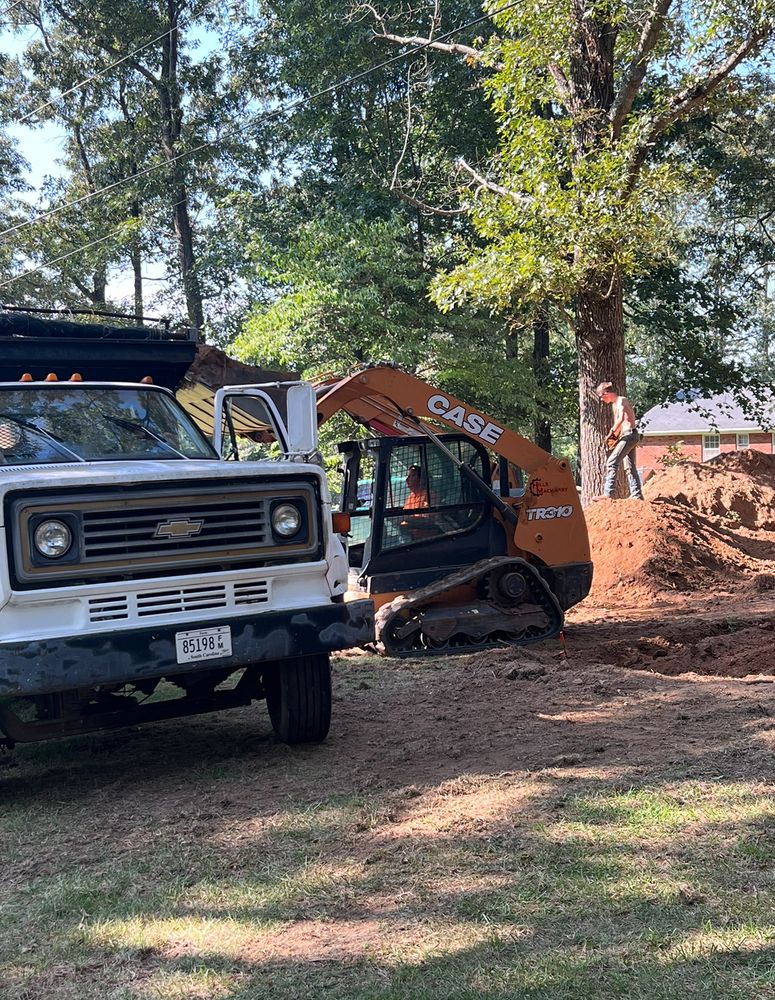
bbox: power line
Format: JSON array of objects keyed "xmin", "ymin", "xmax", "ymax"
[
  {"xmin": 18, "ymin": 26, "xmax": 179, "ymax": 124},
  {"xmin": 0, "ymin": 0, "xmax": 523, "ymax": 245},
  {"xmin": 2, "ymin": 0, "xmax": 29, "ymax": 16},
  {"xmin": 0, "ymin": 231, "xmax": 117, "ymax": 289}
]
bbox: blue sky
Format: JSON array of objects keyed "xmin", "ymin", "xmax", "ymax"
[{"xmin": 3, "ymin": 25, "xmax": 67, "ymax": 192}]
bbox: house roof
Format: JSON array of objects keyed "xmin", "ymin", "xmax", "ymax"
[{"xmin": 640, "ymin": 392, "xmax": 775, "ymax": 435}]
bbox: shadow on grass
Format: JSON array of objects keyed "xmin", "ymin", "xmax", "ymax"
[
  {"xmin": 164, "ymin": 938, "xmax": 775, "ymax": 1000},
  {"xmin": 3, "ymin": 653, "xmax": 775, "ymax": 999},
  {"xmin": 4, "ymin": 767, "xmax": 775, "ymax": 999}
]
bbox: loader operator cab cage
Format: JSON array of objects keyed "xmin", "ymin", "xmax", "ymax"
[
  {"xmin": 338, "ymin": 433, "xmax": 509, "ymax": 585},
  {"xmin": 314, "ymin": 365, "xmax": 592, "ymax": 612}
]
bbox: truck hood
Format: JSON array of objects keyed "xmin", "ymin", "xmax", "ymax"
[{"xmin": 0, "ymin": 459, "xmax": 325, "ymax": 495}]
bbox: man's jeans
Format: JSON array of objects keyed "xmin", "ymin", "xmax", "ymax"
[{"xmin": 604, "ymin": 429, "xmax": 643, "ymax": 499}]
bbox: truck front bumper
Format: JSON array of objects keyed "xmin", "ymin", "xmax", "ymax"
[{"xmin": 0, "ymin": 599, "xmax": 374, "ymax": 698}]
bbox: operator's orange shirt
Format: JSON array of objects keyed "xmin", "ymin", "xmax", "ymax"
[{"xmin": 404, "ymin": 490, "xmax": 430, "ymax": 510}]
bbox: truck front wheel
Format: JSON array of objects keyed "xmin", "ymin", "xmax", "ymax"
[{"xmin": 264, "ymin": 654, "xmax": 332, "ymax": 744}]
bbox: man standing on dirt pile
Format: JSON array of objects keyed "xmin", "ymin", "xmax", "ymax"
[{"xmin": 596, "ymin": 382, "xmax": 644, "ymax": 500}]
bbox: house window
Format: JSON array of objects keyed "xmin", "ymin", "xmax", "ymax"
[
  {"xmin": 736, "ymin": 433, "xmax": 750, "ymax": 449},
  {"xmin": 702, "ymin": 433, "xmax": 720, "ymax": 461}
]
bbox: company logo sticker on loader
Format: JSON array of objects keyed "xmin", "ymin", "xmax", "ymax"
[
  {"xmin": 529, "ymin": 478, "xmax": 567, "ymax": 498},
  {"xmin": 426, "ymin": 394, "xmax": 505, "ymax": 445}
]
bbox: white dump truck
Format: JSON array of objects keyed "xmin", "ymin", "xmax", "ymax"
[{"xmin": 0, "ymin": 312, "xmax": 373, "ymax": 747}]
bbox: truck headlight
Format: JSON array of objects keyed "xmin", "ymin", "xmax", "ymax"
[
  {"xmin": 272, "ymin": 503, "xmax": 302, "ymax": 538},
  {"xmin": 33, "ymin": 519, "xmax": 73, "ymax": 559}
]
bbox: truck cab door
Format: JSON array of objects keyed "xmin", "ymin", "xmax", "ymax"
[{"xmin": 213, "ymin": 383, "xmax": 318, "ymax": 460}]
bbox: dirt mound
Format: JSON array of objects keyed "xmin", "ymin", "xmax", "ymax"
[
  {"xmin": 643, "ymin": 458, "xmax": 775, "ymax": 530},
  {"xmin": 584, "ymin": 498, "xmax": 762, "ymax": 603},
  {"xmin": 600, "ymin": 623, "xmax": 775, "ymax": 678},
  {"xmin": 709, "ymin": 448, "xmax": 775, "ymax": 481},
  {"xmin": 650, "ymin": 624, "xmax": 775, "ymax": 677}
]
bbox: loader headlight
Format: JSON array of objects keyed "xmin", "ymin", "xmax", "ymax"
[
  {"xmin": 271, "ymin": 503, "xmax": 302, "ymax": 538},
  {"xmin": 33, "ymin": 519, "xmax": 73, "ymax": 559}
]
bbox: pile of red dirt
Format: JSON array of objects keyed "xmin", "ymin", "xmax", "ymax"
[
  {"xmin": 627, "ymin": 623, "xmax": 775, "ymax": 677},
  {"xmin": 710, "ymin": 449, "xmax": 775, "ymax": 479},
  {"xmin": 643, "ymin": 452, "xmax": 775, "ymax": 529},
  {"xmin": 584, "ymin": 498, "xmax": 752, "ymax": 603},
  {"xmin": 584, "ymin": 451, "xmax": 775, "ymax": 606}
]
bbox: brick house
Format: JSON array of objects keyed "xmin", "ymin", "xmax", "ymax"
[{"xmin": 638, "ymin": 392, "xmax": 775, "ymax": 479}]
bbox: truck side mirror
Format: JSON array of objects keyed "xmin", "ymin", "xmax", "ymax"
[{"xmin": 285, "ymin": 383, "xmax": 318, "ymax": 456}]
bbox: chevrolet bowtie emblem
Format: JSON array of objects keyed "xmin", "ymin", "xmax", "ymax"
[{"xmin": 155, "ymin": 518, "xmax": 204, "ymax": 539}]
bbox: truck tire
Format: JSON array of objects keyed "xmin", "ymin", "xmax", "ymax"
[{"xmin": 264, "ymin": 654, "xmax": 332, "ymax": 744}]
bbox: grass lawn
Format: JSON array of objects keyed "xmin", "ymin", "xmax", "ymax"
[{"xmin": 2, "ymin": 650, "xmax": 775, "ymax": 999}]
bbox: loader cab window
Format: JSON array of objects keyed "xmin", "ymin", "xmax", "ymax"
[
  {"xmin": 380, "ymin": 439, "xmax": 490, "ymax": 552},
  {"xmin": 492, "ymin": 456, "xmax": 526, "ymax": 498}
]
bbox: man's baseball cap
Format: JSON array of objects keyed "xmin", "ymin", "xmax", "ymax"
[{"xmin": 596, "ymin": 381, "xmax": 614, "ymax": 397}]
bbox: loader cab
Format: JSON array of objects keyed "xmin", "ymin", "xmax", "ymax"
[{"xmin": 338, "ymin": 434, "xmax": 510, "ymax": 598}]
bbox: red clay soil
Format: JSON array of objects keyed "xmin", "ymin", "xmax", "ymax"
[
  {"xmin": 579, "ymin": 450, "xmax": 775, "ymax": 677},
  {"xmin": 643, "ymin": 453, "xmax": 775, "ymax": 529},
  {"xmin": 585, "ymin": 450, "xmax": 775, "ymax": 604},
  {"xmin": 583, "ymin": 497, "xmax": 751, "ymax": 603}
]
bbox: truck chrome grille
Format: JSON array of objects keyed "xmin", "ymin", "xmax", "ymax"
[
  {"xmin": 87, "ymin": 577, "xmax": 271, "ymax": 623},
  {"xmin": 9, "ymin": 478, "xmax": 320, "ymax": 587},
  {"xmin": 82, "ymin": 499, "xmax": 268, "ymax": 557}
]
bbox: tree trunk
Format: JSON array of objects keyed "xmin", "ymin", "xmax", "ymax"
[
  {"xmin": 72, "ymin": 119, "xmax": 107, "ymax": 307},
  {"xmin": 567, "ymin": 5, "xmax": 622, "ymax": 501},
  {"xmin": 170, "ymin": 175, "xmax": 204, "ymax": 331},
  {"xmin": 92, "ymin": 267, "xmax": 107, "ymax": 306},
  {"xmin": 576, "ymin": 272, "xmax": 626, "ymax": 503},
  {"xmin": 158, "ymin": 4, "xmax": 205, "ymax": 333},
  {"xmin": 130, "ymin": 199, "xmax": 143, "ymax": 320},
  {"xmin": 118, "ymin": 86, "xmax": 145, "ymax": 322},
  {"xmin": 532, "ymin": 305, "xmax": 552, "ymax": 453}
]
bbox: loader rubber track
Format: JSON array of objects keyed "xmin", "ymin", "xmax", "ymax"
[{"xmin": 375, "ymin": 556, "xmax": 564, "ymax": 658}]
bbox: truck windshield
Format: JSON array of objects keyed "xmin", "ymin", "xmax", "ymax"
[{"xmin": 0, "ymin": 386, "xmax": 215, "ymax": 465}]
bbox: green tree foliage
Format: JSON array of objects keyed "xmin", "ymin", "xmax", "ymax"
[
  {"xmin": 625, "ymin": 81, "xmax": 775, "ymax": 414},
  {"xmin": 230, "ymin": 0, "xmax": 577, "ymax": 440},
  {"xmin": 236, "ymin": 209, "xmax": 570, "ymax": 437},
  {"xmin": 5, "ymin": 0, "xmax": 242, "ymax": 327},
  {"xmin": 238, "ymin": 215, "xmax": 438, "ymax": 372},
  {"xmin": 423, "ymin": 0, "xmax": 775, "ymax": 497}
]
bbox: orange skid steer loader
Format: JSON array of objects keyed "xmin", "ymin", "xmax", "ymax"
[{"xmin": 312, "ymin": 366, "xmax": 592, "ymax": 657}]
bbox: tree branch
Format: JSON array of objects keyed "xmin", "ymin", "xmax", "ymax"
[
  {"xmin": 657, "ymin": 27, "xmax": 771, "ymax": 134},
  {"xmin": 625, "ymin": 25, "xmax": 773, "ymax": 193},
  {"xmin": 610, "ymin": 0, "xmax": 673, "ymax": 137},
  {"xmin": 455, "ymin": 157, "xmax": 527, "ymax": 204},
  {"xmin": 391, "ymin": 185, "xmax": 469, "ymax": 216},
  {"xmin": 372, "ymin": 31, "xmax": 488, "ymax": 65},
  {"xmin": 70, "ymin": 274, "xmax": 94, "ymax": 299},
  {"xmin": 547, "ymin": 62, "xmax": 572, "ymax": 106}
]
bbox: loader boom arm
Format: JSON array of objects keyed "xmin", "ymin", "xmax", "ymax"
[{"xmin": 315, "ymin": 366, "xmax": 590, "ymax": 566}]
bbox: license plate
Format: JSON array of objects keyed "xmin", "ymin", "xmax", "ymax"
[{"xmin": 175, "ymin": 626, "xmax": 232, "ymax": 664}]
